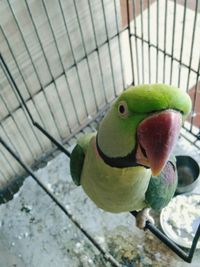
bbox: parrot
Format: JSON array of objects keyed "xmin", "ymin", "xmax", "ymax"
[{"xmin": 70, "ymin": 84, "xmax": 192, "ymax": 228}]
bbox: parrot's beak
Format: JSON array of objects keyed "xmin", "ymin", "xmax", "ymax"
[{"xmin": 136, "ymin": 110, "xmax": 181, "ymax": 176}]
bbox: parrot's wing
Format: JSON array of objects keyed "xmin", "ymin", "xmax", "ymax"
[
  {"xmin": 70, "ymin": 133, "xmax": 96, "ymax": 186},
  {"xmin": 70, "ymin": 144, "xmax": 85, "ymax": 186},
  {"xmin": 145, "ymin": 156, "xmax": 178, "ymax": 211}
]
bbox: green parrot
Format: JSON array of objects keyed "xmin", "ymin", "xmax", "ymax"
[{"xmin": 70, "ymin": 84, "xmax": 191, "ymax": 228}]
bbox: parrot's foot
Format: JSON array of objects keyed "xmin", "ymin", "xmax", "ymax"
[{"xmin": 135, "ymin": 208, "xmax": 155, "ymax": 229}]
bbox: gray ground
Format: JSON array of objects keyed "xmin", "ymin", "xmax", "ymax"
[{"xmin": 0, "ymin": 135, "xmax": 200, "ymax": 267}]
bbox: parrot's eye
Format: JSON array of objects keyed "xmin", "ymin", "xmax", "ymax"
[{"xmin": 118, "ymin": 101, "xmax": 129, "ymax": 118}]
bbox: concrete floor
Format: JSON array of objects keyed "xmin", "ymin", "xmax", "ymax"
[
  {"xmin": 0, "ymin": 133, "xmax": 199, "ymax": 267},
  {"xmin": 0, "ymin": 1, "xmax": 200, "ymax": 266}
]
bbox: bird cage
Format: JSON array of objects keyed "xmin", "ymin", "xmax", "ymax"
[{"xmin": 0, "ymin": 0, "xmax": 200, "ymax": 266}]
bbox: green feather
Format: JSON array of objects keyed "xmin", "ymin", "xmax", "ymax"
[
  {"xmin": 70, "ymin": 133, "xmax": 95, "ymax": 185},
  {"xmin": 145, "ymin": 159, "xmax": 178, "ymax": 211},
  {"xmin": 98, "ymin": 84, "xmax": 192, "ymax": 158},
  {"xmin": 81, "ymin": 135, "xmax": 152, "ymax": 212},
  {"xmin": 70, "ymin": 84, "xmax": 191, "ymax": 214},
  {"xmin": 119, "ymin": 84, "xmax": 192, "ymax": 117},
  {"xmin": 70, "ymin": 144, "xmax": 85, "ymax": 186}
]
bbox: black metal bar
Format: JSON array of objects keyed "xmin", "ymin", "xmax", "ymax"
[
  {"xmin": 147, "ymin": 0, "xmax": 151, "ymax": 84},
  {"xmin": 0, "ymin": 137, "xmax": 121, "ymax": 267},
  {"xmin": 73, "ymin": 0, "xmax": 99, "ymax": 112},
  {"xmin": 0, "ymin": 54, "xmax": 34, "ymax": 124},
  {"xmin": 113, "ymin": 0, "xmax": 126, "ymax": 89},
  {"xmin": 170, "ymin": 0, "xmax": 177, "ymax": 84},
  {"xmin": 57, "ymin": 0, "xmax": 89, "ymax": 118},
  {"xmin": 33, "ymin": 122, "xmax": 71, "ymax": 158},
  {"xmin": 132, "ymin": 0, "xmax": 141, "ymax": 84},
  {"xmin": 0, "ymin": 53, "xmax": 72, "ymax": 158},
  {"xmin": 24, "ymin": 0, "xmax": 68, "ymax": 139},
  {"xmin": 2, "ymin": 132, "xmax": 199, "ymax": 264},
  {"xmin": 177, "ymin": 0, "xmax": 187, "ymax": 88},
  {"xmin": 87, "ymin": 0, "xmax": 108, "ymax": 103},
  {"xmin": 40, "ymin": 0, "xmax": 74, "ymax": 132},
  {"xmin": 0, "ymin": 26, "xmax": 45, "ymax": 152},
  {"xmin": 130, "ymin": 211, "xmax": 200, "ymax": 263},
  {"xmin": 101, "ymin": 0, "xmax": 117, "ymax": 97},
  {"xmin": 163, "ymin": 0, "xmax": 168, "ymax": 83},
  {"xmin": 130, "ymin": 33, "xmax": 199, "ymax": 75},
  {"xmin": 181, "ymin": 130, "xmax": 200, "ymax": 150},
  {"xmin": 186, "ymin": 0, "xmax": 198, "ymax": 91},
  {"xmin": 147, "ymin": 221, "xmax": 200, "ymax": 263},
  {"xmin": 126, "ymin": 0, "xmax": 135, "ymax": 85},
  {"xmin": 1, "ymin": 25, "xmax": 128, "ymax": 124},
  {"xmin": 43, "ymin": 1, "xmax": 81, "ymax": 126},
  {"xmin": 7, "ymin": 2, "xmax": 62, "ymax": 140},
  {"xmin": 190, "ymin": 57, "xmax": 200, "ymax": 133},
  {"xmin": 140, "ymin": 0, "xmax": 145, "ymax": 83},
  {"xmin": 156, "ymin": 0, "xmax": 159, "ymax": 83},
  {"xmin": 0, "ymin": 27, "xmax": 129, "ymax": 127},
  {"xmin": 5, "ymin": 113, "xmax": 199, "ymax": 263}
]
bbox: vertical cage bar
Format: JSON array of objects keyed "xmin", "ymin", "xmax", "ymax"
[
  {"xmin": 0, "ymin": 27, "xmax": 45, "ymax": 152},
  {"xmin": 87, "ymin": 0, "xmax": 108, "ymax": 103},
  {"xmin": 44, "ymin": 13, "xmax": 80, "ymax": 129},
  {"xmin": 190, "ymin": 57, "xmax": 200, "ymax": 133},
  {"xmin": 0, "ymin": 53, "xmax": 72, "ymax": 158},
  {"xmin": 6, "ymin": 2, "xmax": 62, "ymax": 141},
  {"xmin": 0, "ymin": 137, "xmax": 121, "ymax": 267},
  {"xmin": 24, "ymin": 0, "xmax": 69, "ymax": 138},
  {"xmin": 177, "ymin": 0, "xmax": 187, "ymax": 88},
  {"xmin": 156, "ymin": 0, "xmax": 159, "ymax": 82},
  {"xmin": 163, "ymin": 0, "xmax": 168, "ymax": 83},
  {"xmin": 132, "ymin": 0, "xmax": 140, "ymax": 84},
  {"xmin": 101, "ymin": 0, "xmax": 117, "ymax": 96},
  {"xmin": 52, "ymin": 0, "xmax": 84, "ymax": 126},
  {"xmin": 170, "ymin": 0, "xmax": 177, "ymax": 84},
  {"xmin": 73, "ymin": 0, "xmax": 99, "ymax": 112},
  {"xmin": 127, "ymin": 0, "xmax": 135, "ymax": 85},
  {"xmin": 58, "ymin": 0, "xmax": 90, "ymax": 118},
  {"xmin": 113, "ymin": 0, "xmax": 126, "ymax": 89},
  {"xmin": 40, "ymin": 0, "xmax": 76, "ymax": 132},
  {"xmin": 147, "ymin": 0, "xmax": 151, "ymax": 84},
  {"xmin": 140, "ymin": 0, "xmax": 145, "ymax": 83},
  {"xmin": 186, "ymin": 0, "xmax": 198, "ymax": 91}
]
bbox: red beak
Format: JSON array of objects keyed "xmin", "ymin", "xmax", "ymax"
[{"xmin": 136, "ymin": 110, "xmax": 181, "ymax": 176}]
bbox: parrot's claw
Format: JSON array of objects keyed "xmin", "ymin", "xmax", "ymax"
[{"xmin": 135, "ymin": 208, "xmax": 155, "ymax": 230}]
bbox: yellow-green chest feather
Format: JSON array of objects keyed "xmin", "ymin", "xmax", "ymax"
[{"xmin": 81, "ymin": 136, "xmax": 152, "ymax": 213}]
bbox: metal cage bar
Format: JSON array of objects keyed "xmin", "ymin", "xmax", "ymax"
[
  {"xmin": 0, "ymin": 134, "xmax": 200, "ymax": 263},
  {"xmin": 0, "ymin": 0, "xmax": 200, "ymax": 264},
  {"xmin": 0, "ymin": 137, "xmax": 121, "ymax": 267},
  {"xmin": 1, "ymin": 52, "xmax": 200, "ymax": 262}
]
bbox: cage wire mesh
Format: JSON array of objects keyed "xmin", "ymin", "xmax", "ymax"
[{"xmin": 0, "ymin": 0, "xmax": 200, "ymax": 262}]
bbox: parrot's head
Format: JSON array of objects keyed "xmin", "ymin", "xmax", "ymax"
[{"xmin": 97, "ymin": 84, "xmax": 192, "ymax": 176}]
